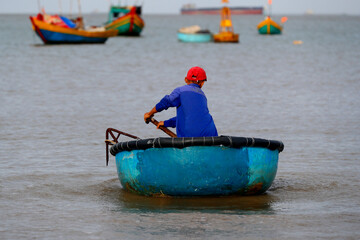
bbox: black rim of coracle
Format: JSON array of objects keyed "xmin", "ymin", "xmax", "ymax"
[{"xmin": 110, "ymin": 136, "xmax": 284, "ymax": 156}]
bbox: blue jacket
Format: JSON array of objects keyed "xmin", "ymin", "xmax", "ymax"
[{"xmin": 155, "ymin": 84, "xmax": 218, "ymax": 138}]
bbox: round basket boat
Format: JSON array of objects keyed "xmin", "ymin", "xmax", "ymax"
[{"xmin": 110, "ymin": 136, "xmax": 284, "ymax": 197}]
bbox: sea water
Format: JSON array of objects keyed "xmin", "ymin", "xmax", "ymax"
[{"xmin": 1, "ymin": 14, "xmax": 360, "ymax": 239}]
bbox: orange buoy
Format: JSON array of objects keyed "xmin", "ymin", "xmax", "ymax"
[{"xmin": 213, "ymin": 7, "xmax": 239, "ymax": 43}]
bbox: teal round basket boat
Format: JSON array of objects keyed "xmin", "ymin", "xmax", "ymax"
[
  {"xmin": 177, "ymin": 25, "xmax": 213, "ymax": 43},
  {"xmin": 177, "ymin": 32, "xmax": 213, "ymax": 43},
  {"xmin": 108, "ymin": 136, "xmax": 284, "ymax": 197}
]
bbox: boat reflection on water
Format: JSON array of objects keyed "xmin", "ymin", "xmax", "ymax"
[{"xmin": 100, "ymin": 179, "xmax": 276, "ymax": 212}]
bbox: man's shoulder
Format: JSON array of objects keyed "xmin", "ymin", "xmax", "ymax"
[
  {"xmin": 172, "ymin": 84, "xmax": 205, "ymax": 96},
  {"xmin": 171, "ymin": 85, "xmax": 188, "ymax": 93}
]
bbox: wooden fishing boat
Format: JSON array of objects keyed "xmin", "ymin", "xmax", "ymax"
[
  {"xmin": 104, "ymin": 6, "xmax": 145, "ymax": 36},
  {"xmin": 29, "ymin": 13, "xmax": 118, "ymax": 44},
  {"xmin": 177, "ymin": 25, "xmax": 213, "ymax": 43},
  {"xmin": 257, "ymin": 1, "xmax": 287, "ymax": 35},
  {"xmin": 213, "ymin": 6, "xmax": 239, "ymax": 43},
  {"xmin": 105, "ymin": 128, "xmax": 284, "ymax": 197},
  {"xmin": 257, "ymin": 16, "xmax": 282, "ymax": 35}
]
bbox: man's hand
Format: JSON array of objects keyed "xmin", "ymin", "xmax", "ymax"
[
  {"xmin": 144, "ymin": 107, "xmax": 157, "ymax": 123},
  {"xmin": 144, "ymin": 112, "xmax": 153, "ymax": 123},
  {"xmin": 157, "ymin": 121, "xmax": 165, "ymax": 129}
]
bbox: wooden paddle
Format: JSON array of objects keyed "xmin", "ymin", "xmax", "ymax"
[
  {"xmin": 106, "ymin": 118, "xmax": 176, "ymax": 165},
  {"xmin": 146, "ymin": 117, "xmax": 177, "ymax": 138}
]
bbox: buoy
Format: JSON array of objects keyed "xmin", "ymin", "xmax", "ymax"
[{"xmin": 213, "ymin": 6, "xmax": 239, "ymax": 43}]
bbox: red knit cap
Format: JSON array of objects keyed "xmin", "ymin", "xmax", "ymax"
[{"xmin": 186, "ymin": 66, "xmax": 207, "ymax": 82}]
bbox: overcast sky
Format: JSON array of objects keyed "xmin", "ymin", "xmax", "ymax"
[{"xmin": 1, "ymin": 0, "xmax": 360, "ymax": 15}]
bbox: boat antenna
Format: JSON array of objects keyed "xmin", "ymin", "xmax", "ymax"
[
  {"xmin": 37, "ymin": 0, "xmax": 41, "ymax": 12},
  {"xmin": 58, "ymin": 0, "xmax": 63, "ymax": 15},
  {"xmin": 70, "ymin": 0, "xmax": 73, "ymax": 18},
  {"xmin": 77, "ymin": 0, "xmax": 82, "ymax": 17},
  {"xmin": 268, "ymin": 0, "xmax": 272, "ymax": 17}
]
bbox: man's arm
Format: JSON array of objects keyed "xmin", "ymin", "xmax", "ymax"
[
  {"xmin": 144, "ymin": 88, "xmax": 180, "ymax": 123},
  {"xmin": 163, "ymin": 117, "xmax": 176, "ymax": 128}
]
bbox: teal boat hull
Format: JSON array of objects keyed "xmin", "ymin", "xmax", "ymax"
[
  {"xmin": 177, "ymin": 32, "xmax": 213, "ymax": 43},
  {"xmin": 115, "ymin": 146, "xmax": 279, "ymax": 196},
  {"xmin": 258, "ymin": 25, "xmax": 282, "ymax": 35}
]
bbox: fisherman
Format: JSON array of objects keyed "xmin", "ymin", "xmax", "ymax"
[
  {"xmin": 144, "ymin": 66, "xmax": 218, "ymax": 138},
  {"xmin": 74, "ymin": 17, "xmax": 84, "ymax": 29}
]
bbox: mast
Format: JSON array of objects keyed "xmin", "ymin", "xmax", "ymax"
[
  {"xmin": 58, "ymin": 0, "xmax": 63, "ymax": 14},
  {"xmin": 70, "ymin": 0, "xmax": 73, "ymax": 18},
  {"xmin": 77, "ymin": 0, "xmax": 82, "ymax": 18},
  {"xmin": 268, "ymin": 0, "xmax": 272, "ymax": 17}
]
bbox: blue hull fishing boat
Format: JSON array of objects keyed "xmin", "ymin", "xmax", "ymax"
[
  {"xmin": 30, "ymin": 14, "xmax": 117, "ymax": 44},
  {"xmin": 106, "ymin": 130, "xmax": 284, "ymax": 197}
]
